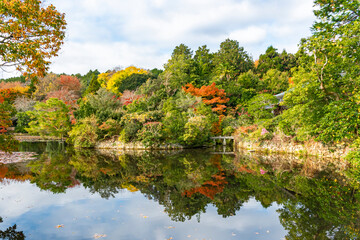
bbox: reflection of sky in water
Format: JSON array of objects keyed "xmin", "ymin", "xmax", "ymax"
[{"xmin": 0, "ymin": 181, "xmax": 287, "ymax": 240}]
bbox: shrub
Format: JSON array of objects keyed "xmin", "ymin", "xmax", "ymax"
[
  {"xmin": 220, "ymin": 115, "xmax": 239, "ymax": 135},
  {"xmin": 247, "ymin": 93, "xmax": 278, "ymax": 120},
  {"xmin": 248, "ymin": 127, "xmax": 274, "ymax": 142},
  {"xmin": 26, "ymin": 98, "xmax": 71, "ymax": 139},
  {"xmin": 75, "ymin": 88, "xmax": 122, "ymax": 123},
  {"xmin": 15, "ymin": 112, "xmax": 34, "ymax": 133},
  {"xmin": 98, "ymin": 119, "xmax": 121, "ymax": 139},
  {"xmin": 162, "ymin": 110, "xmax": 187, "ymax": 144},
  {"xmin": 223, "ymin": 126, "xmax": 235, "ymax": 136},
  {"xmin": 183, "ymin": 116, "xmax": 211, "ymax": 146},
  {"xmin": 119, "ymin": 120, "xmax": 142, "ymax": 143},
  {"xmin": 137, "ymin": 122, "xmax": 164, "ymax": 147},
  {"xmin": 67, "ymin": 116, "xmax": 99, "ymax": 148}
]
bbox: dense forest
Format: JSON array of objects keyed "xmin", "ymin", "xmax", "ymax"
[{"xmin": 0, "ymin": 1, "xmax": 359, "ymax": 163}]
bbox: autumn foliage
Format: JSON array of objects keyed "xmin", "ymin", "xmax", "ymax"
[
  {"xmin": 0, "ymin": 81, "xmax": 24, "ymax": 89},
  {"xmin": 119, "ymin": 90, "xmax": 142, "ymax": 106},
  {"xmin": 98, "ymin": 66, "xmax": 148, "ymax": 94},
  {"xmin": 0, "ymin": 0, "xmax": 66, "ymax": 77},
  {"xmin": 182, "ymin": 83, "xmax": 229, "ymax": 114},
  {"xmin": 0, "ymin": 87, "xmax": 29, "ymax": 104},
  {"xmin": 46, "ymin": 89, "xmax": 79, "ymax": 108},
  {"xmin": 55, "ymin": 75, "xmax": 81, "ymax": 93},
  {"xmin": 182, "ymin": 156, "xmax": 228, "ymax": 199}
]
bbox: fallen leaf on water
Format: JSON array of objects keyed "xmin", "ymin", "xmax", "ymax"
[
  {"xmin": 187, "ymin": 235, "xmax": 191, "ymax": 238},
  {"xmin": 166, "ymin": 237, "xmax": 173, "ymax": 240},
  {"xmin": 93, "ymin": 233, "xmax": 107, "ymax": 239},
  {"xmin": 167, "ymin": 226, "xmax": 175, "ymax": 229},
  {"xmin": 55, "ymin": 224, "xmax": 64, "ymax": 228},
  {"xmin": 143, "ymin": 216, "xmax": 148, "ymax": 218},
  {"xmin": 255, "ymin": 232, "xmax": 259, "ymax": 235}
]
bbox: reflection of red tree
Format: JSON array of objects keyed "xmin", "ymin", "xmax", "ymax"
[
  {"xmin": 182, "ymin": 155, "xmax": 228, "ymax": 199},
  {"xmin": 0, "ymin": 164, "xmax": 33, "ymax": 182},
  {"xmin": 0, "ymin": 165, "xmax": 8, "ymax": 179}
]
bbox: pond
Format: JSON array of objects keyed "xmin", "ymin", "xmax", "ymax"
[{"xmin": 0, "ymin": 142, "xmax": 360, "ymax": 240}]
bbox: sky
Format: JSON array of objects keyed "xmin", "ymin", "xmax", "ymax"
[
  {"xmin": 0, "ymin": 181, "xmax": 286, "ymax": 239},
  {"xmin": 3, "ymin": 0, "xmax": 317, "ymax": 78}
]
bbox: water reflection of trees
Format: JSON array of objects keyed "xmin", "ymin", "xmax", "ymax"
[
  {"xmin": 0, "ymin": 217, "xmax": 25, "ymax": 240},
  {"xmin": 4, "ymin": 147, "xmax": 359, "ymax": 239}
]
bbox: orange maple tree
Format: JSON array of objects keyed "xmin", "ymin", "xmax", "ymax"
[
  {"xmin": 183, "ymin": 83, "xmax": 229, "ymax": 135},
  {"xmin": 55, "ymin": 75, "xmax": 81, "ymax": 93},
  {"xmin": 182, "ymin": 83, "xmax": 229, "ymax": 114}
]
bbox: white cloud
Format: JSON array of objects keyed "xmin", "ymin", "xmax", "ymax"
[
  {"xmin": 13, "ymin": 0, "xmax": 315, "ymax": 76},
  {"xmin": 50, "ymin": 41, "xmax": 170, "ymax": 74},
  {"xmin": 229, "ymin": 26, "xmax": 267, "ymax": 44}
]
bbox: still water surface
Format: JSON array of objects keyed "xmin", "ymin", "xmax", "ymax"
[{"xmin": 0, "ymin": 142, "xmax": 359, "ymax": 240}]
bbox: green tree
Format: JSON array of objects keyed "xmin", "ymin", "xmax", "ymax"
[
  {"xmin": 193, "ymin": 45, "xmax": 215, "ymax": 87},
  {"xmin": 84, "ymin": 75, "xmax": 101, "ymax": 96},
  {"xmin": 26, "ymin": 98, "xmax": 71, "ymax": 139},
  {"xmin": 0, "ymin": 0, "xmax": 66, "ymax": 77},
  {"xmin": 247, "ymin": 94, "xmax": 278, "ymax": 120},
  {"xmin": 67, "ymin": 115, "xmax": 99, "ymax": 148},
  {"xmin": 213, "ymin": 39, "xmax": 253, "ymax": 82},
  {"xmin": 183, "ymin": 116, "xmax": 211, "ymax": 146},
  {"xmin": 0, "ymin": 102, "xmax": 18, "ymax": 152},
  {"xmin": 162, "ymin": 44, "xmax": 196, "ymax": 91},
  {"xmin": 256, "ymin": 46, "xmax": 297, "ymax": 77},
  {"xmin": 116, "ymin": 73, "xmax": 150, "ymax": 93},
  {"xmin": 262, "ymin": 69, "xmax": 289, "ymax": 94},
  {"xmin": 76, "ymin": 69, "xmax": 100, "ymax": 91},
  {"xmin": 280, "ymin": 0, "xmax": 360, "ymax": 143},
  {"xmin": 76, "ymin": 88, "xmax": 122, "ymax": 123},
  {"xmin": 224, "ymin": 70, "xmax": 262, "ymax": 106}
]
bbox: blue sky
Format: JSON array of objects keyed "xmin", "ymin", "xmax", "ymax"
[{"xmin": 46, "ymin": 0, "xmax": 315, "ymax": 75}]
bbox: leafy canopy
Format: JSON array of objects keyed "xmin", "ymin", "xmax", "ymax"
[
  {"xmin": 0, "ymin": 0, "xmax": 66, "ymax": 77},
  {"xmin": 26, "ymin": 98, "xmax": 71, "ymax": 139},
  {"xmin": 98, "ymin": 66, "xmax": 148, "ymax": 94}
]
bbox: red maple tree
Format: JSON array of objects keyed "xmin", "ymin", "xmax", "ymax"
[{"xmin": 182, "ymin": 82, "xmax": 229, "ymax": 114}]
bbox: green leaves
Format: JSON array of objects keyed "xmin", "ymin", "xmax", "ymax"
[
  {"xmin": 213, "ymin": 39, "xmax": 253, "ymax": 82},
  {"xmin": 0, "ymin": 102, "xmax": 18, "ymax": 153},
  {"xmin": 316, "ymin": 99, "xmax": 360, "ymax": 143},
  {"xmin": 26, "ymin": 98, "xmax": 71, "ymax": 139},
  {"xmin": 279, "ymin": 0, "xmax": 360, "ymax": 144},
  {"xmin": 247, "ymin": 94, "xmax": 278, "ymax": 121},
  {"xmin": 67, "ymin": 115, "xmax": 99, "ymax": 148}
]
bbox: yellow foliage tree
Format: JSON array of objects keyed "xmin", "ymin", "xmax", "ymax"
[{"xmin": 98, "ymin": 66, "xmax": 148, "ymax": 94}]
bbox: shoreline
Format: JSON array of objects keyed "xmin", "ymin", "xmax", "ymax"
[
  {"xmin": 235, "ymin": 135, "xmax": 352, "ymax": 160},
  {"xmin": 12, "ymin": 133, "xmax": 64, "ymax": 142}
]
